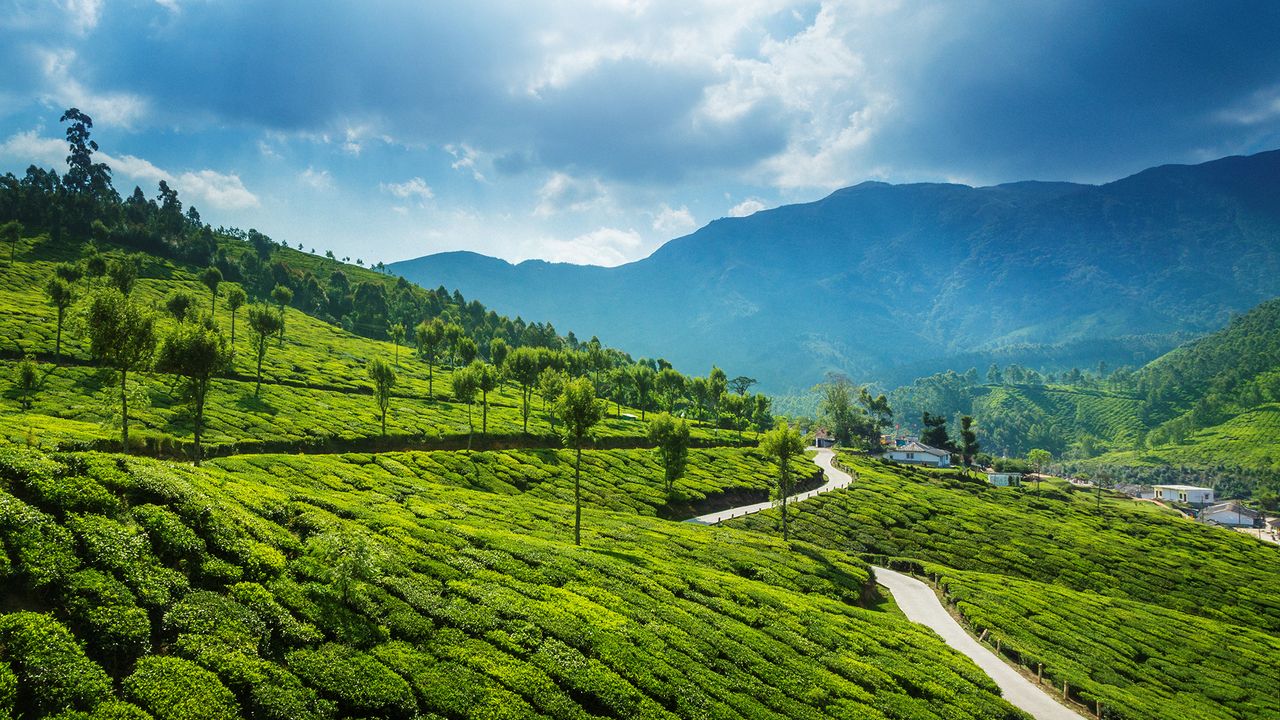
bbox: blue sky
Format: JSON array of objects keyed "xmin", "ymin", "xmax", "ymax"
[{"xmin": 2, "ymin": 1, "xmax": 1278, "ymax": 267}]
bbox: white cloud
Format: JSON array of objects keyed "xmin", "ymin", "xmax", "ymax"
[
  {"xmin": 1214, "ymin": 85, "xmax": 1280, "ymax": 126},
  {"xmin": 445, "ymin": 143, "xmax": 485, "ymax": 181},
  {"xmin": 381, "ymin": 177, "xmax": 434, "ymax": 205},
  {"xmin": 0, "ymin": 130, "xmax": 66, "ymax": 167},
  {"xmin": 34, "ymin": 48, "xmax": 149, "ymax": 127},
  {"xmin": 60, "ymin": 0, "xmax": 102, "ymax": 35},
  {"xmin": 299, "ymin": 166, "xmax": 334, "ymax": 190},
  {"xmin": 652, "ymin": 204, "xmax": 696, "ymax": 235},
  {"xmin": 539, "ymin": 227, "xmax": 644, "ymax": 266},
  {"xmin": 534, "ymin": 172, "xmax": 606, "ymax": 217},
  {"xmin": 728, "ymin": 198, "xmax": 766, "ymax": 217},
  {"xmin": 154, "ymin": 0, "xmax": 181, "ymax": 14}
]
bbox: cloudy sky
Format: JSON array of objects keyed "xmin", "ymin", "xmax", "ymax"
[{"xmin": 2, "ymin": 1, "xmax": 1278, "ymax": 267}]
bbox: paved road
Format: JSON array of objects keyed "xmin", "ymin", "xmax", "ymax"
[
  {"xmin": 873, "ymin": 566, "xmax": 1083, "ymax": 720},
  {"xmin": 685, "ymin": 447, "xmax": 853, "ymax": 524},
  {"xmin": 687, "ymin": 448, "xmax": 1083, "ymax": 720}
]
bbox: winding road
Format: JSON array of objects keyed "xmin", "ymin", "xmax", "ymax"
[{"xmin": 693, "ymin": 447, "xmax": 1082, "ymax": 720}]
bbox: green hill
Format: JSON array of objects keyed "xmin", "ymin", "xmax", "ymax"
[{"xmin": 723, "ymin": 455, "xmax": 1280, "ymax": 720}]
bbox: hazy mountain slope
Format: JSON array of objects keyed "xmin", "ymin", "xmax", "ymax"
[{"xmin": 391, "ymin": 150, "xmax": 1280, "ymax": 390}]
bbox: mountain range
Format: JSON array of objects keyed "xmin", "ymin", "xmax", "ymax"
[{"xmin": 391, "ymin": 149, "xmax": 1280, "ymax": 391}]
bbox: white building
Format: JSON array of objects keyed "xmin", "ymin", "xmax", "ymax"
[
  {"xmin": 986, "ymin": 472, "xmax": 1023, "ymax": 487},
  {"xmin": 1153, "ymin": 484, "xmax": 1215, "ymax": 506},
  {"xmin": 883, "ymin": 441, "xmax": 951, "ymax": 468},
  {"xmin": 1199, "ymin": 502, "xmax": 1261, "ymax": 527}
]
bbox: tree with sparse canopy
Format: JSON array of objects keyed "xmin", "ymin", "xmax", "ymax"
[
  {"xmin": 728, "ymin": 375, "xmax": 757, "ymax": 396},
  {"xmin": 539, "ymin": 367, "xmax": 567, "ymax": 434},
  {"xmin": 760, "ymin": 422, "xmax": 806, "ymax": 541},
  {"xmin": 106, "ymin": 255, "xmax": 141, "ymax": 296},
  {"xmin": 367, "ymin": 357, "xmax": 396, "ymax": 437},
  {"xmin": 270, "ymin": 285, "xmax": 292, "ymax": 345},
  {"xmin": 648, "ymin": 413, "xmax": 690, "ymax": 496},
  {"xmin": 44, "ymin": 277, "xmax": 73, "ymax": 361},
  {"xmin": 414, "ymin": 318, "xmax": 445, "ymax": 398},
  {"xmin": 154, "ymin": 321, "xmax": 229, "ymax": 465},
  {"xmin": 200, "ymin": 266, "xmax": 222, "ymax": 316},
  {"xmin": 225, "ymin": 285, "xmax": 247, "ymax": 352},
  {"xmin": 247, "ymin": 304, "xmax": 282, "ymax": 396},
  {"xmin": 14, "ymin": 356, "xmax": 38, "ymax": 410},
  {"xmin": 557, "ymin": 377, "xmax": 606, "ymax": 545},
  {"xmin": 452, "ymin": 364, "xmax": 479, "ymax": 450},
  {"xmin": 83, "ymin": 289, "xmax": 157, "ymax": 449},
  {"xmin": 1, "ymin": 220, "xmax": 20, "ymax": 266},
  {"xmin": 505, "ymin": 347, "xmax": 542, "ymax": 434},
  {"xmin": 468, "ymin": 360, "xmax": 500, "ymax": 436},
  {"xmin": 388, "ymin": 323, "xmax": 405, "ymax": 367},
  {"xmin": 628, "ymin": 364, "xmax": 656, "ymax": 421},
  {"xmin": 1027, "ymin": 448, "xmax": 1052, "ymax": 492}
]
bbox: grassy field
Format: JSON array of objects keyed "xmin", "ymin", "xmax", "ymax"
[
  {"xmin": 0, "ymin": 447, "xmax": 1029, "ymax": 720},
  {"xmin": 723, "ymin": 455, "xmax": 1280, "ymax": 720}
]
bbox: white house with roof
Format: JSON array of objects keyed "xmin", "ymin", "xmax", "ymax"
[
  {"xmin": 883, "ymin": 441, "xmax": 951, "ymax": 467},
  {"xmin": 1153, "ymin": 484, "xmax": 1215, "ymax": 507},
  {"xmin": 1199, "ymin": 502, "xmax": 1262, "ymax": 527},
  {"xmin": 986, "ymin": 471, "xmax": 1023, "ymax": 487}
]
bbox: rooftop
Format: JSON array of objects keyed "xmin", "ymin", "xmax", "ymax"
[{"xmin": 1154, "ymin": 484, "xmax": 1214, "ymax": 492}]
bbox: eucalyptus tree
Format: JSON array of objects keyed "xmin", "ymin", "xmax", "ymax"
[
  {"xmin": 760, "ymin": 422, "xmax": 806, "ymax": 541},
  {"xmin": 648, "ymin": 413, "xmax": 690, "ymax": 496},
  {"xmin": 44, "ymin": 277, "xmax": 73, "ymax": 361},
  {"xmin": 270, "ymin": 284, "xmax": 293, "ymax": 345},
  {"xmin": 106, "ymin": 255, "xmax": 140, "ymax": 295},
  {"xmin": 247, "ymin": 304, "xmax": 282, "ymax": 396},
  {"xmin": 538, "ymin": 367, "xmax": 568, "ymax": 434},
  {"xmin": 367, "ymin": 357, "xmax": 397, "ymax": 437},
  {"xmin": 225, "ymin": 286, "xmax": 247, "ymax": 350},
  {"xmin": 453, "ymin": 364, "xmax": 479, "ymax": 450},
  {"xmin": 628, "ymin": 364, "xmax": 656, "ymax": 421},
  {"xmin": 84, "ymin": 288, "xmax": 157, "ymax": 448},
  {"xmin": 388, "ymin": 323, "xmax": 405, "ymax": 367},
  {"xmin": 557, "ymin": 377, "xmax": 606, "ymax": 545},
  {"xmin": 457, "ymin": 336, "xmax": 478, "ymax": 366},
  {"xmin": 656, "ymin": 368, "xmax": 686, "ymax": 413},
  {"xmin": 1, "ymin": 221, "xmax": 19, "ymax": 266},
  {"xmin": 200, "ymin": 266, "xmax": 222, "ymax": 316},
  {"xmin": 165, "ymin": 290, "xmax": 195, "ymax": 323},
  {"xmin": 468, "ymin": 360, "xmax": 501, "ymax": 436},
  {"xmin": 505, "ymin": 346, "xmax": 542, "ymax": 433},
  {"xmin": 155, "ymin": 321, "xmax": 230, "ymax": 465},
  {"xmin": 414, "ymin": 317, "xmax": 445, "ymax": 398}
]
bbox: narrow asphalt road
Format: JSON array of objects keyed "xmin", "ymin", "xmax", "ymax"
[
  {"xmin": 684, "ymin": 447, "xmax": 854, "ymax": 524},
  {"xmin": 687, "ymin": 448, "xmax": 1083, "ymax": 720}
]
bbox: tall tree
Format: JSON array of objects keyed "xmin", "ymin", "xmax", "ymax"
[
  {"xmin": 443, "ymin": 323, "xmax": 463, "ymax": 367},
  {"xmin": 247, "ymin": 304, "xmax": 282, "ymax": 396},
  {"xmin": 628, "ymin": 364, "xmax": 656, "ymax": 421},
  {"xmin": 488, "ymin": 337, "xmax": 509, "ymax": 368},
  {"xmin": 557, "ymin": 377, "xmax": 605, "ymax": 546},
  {"xmin": 388, "ymin": 323, "xmax": 405, "ymax": 367},
  {"xmin": 760, "ymin": 422, "xmax": 806, "ymax": 541},
  {"xmin": 505, "ymin": 347, "xmax": 542, "ymax": 434},
  {"xmin": 14, "ymin": 357, "xmax": 38, "ymax": 411},
  {"xmin": 83, "ymin": 289, "xmax": 157, "ymax": 449},
  {"xmin": 920, "ymin": 412, "xmax": 953, "ymax": 450},
  {"xmin": 270, "ymin": 284, "xmax": 293, "ymax": 346},
  {"xmin": 648, "ymin": 413, "xmax": 690, "ymax": 496},
  {"xmin": 414, "ymin": 318, "xmax": 445, "ymax": 399},
  {"xmin": 728, "ymin": 375, "xmax": 757, "ymax": 396},
  {"xmin": 457, "ymin": 337, "xmax": 478, "ymax": 366},
  {"xmin": 656, "ymin": 368, "xmax": 685, "ymax": 413},
  {"xmin": 200, "ymin": 266, "xmax": 222, "ymax": 316},
  {"xmin": 106, "ymin": 255, "xmax": 140, "ymax": 296},
  {"xmin": 538, "ymin": 367, "xmax": 567, "ymax": 434},
  {"xmin": 1027, "ymin": 448, "xmax": 1052, "ymax": 493},
  {"xmin": 469, "ymin": 361, "xmax": 500, "ymax": 436},
  {"xmin": 44, "ymin": 277, "xmax": 73, "ymax": 361},
  {"xmin": 0, "ymin": 221, "xmax": 19, "ymax": 266},
  {"xmin": 959, "ymin": 415, "xmax": 979, "ymax": 471},
  {"xmin": 154, "ymin": 321, "xmax": 230, "ymax": 465},
  {"xmin": 225, "ymin": 286, "xmax": 247, "ymax": 351},
  {"xmin": 453, "ymin": 364, "xmax": 479, "ymax": 450},
  {"xmin": 367, "ymin": 357, "xmax": 396, "ymax": 437}
]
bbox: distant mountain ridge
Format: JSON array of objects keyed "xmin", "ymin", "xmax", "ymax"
[{"xmin": 391, "ymin": 149, "xmax": 1280, "ymax": 391}]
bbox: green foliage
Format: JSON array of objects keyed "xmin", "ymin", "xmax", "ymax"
[
  {"xmin": 123, "ymin": 656, "xmax": 240, "ymax": 720},
  {"xmin": 287, "ymin": 644, "xmax": 417, "ymax": 720},
  {"xmin": 758, "ymin": 423, "xmax": 807, "ymax": 540},
  {"xmin": 647, "ymin": 413, "xmax": 690, "ymax": 495},
  {"xmin": 367, "ymin": 357, "xmax": 396, "ymax": 436},
  {"xmin": 13, "ymin": 357, "xmax": 38, "ymax": 411},
  {"xmin": 61, "ymin": 569, "xmax": 152, "ymax": 661},
  {"xmin": 0, "ymin": 612, "xmax": 113, "ymax": 716}
]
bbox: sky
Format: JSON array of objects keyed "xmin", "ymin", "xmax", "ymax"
[{"xmin": 1, "ymin": 1, "xmax": 1278, "ymax": 268}]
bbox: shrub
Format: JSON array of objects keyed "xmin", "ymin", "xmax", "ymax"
[
  {"xmin": 163, "ymin": 591, "xmax": 266, "ymax": 651},
  {"xmin": 18, "ymin": 472, "xmax": 120, "ymax": 517},
  {"xmin": 0, "ymin": 492, "xmax": 80, "ymax": 588},
  {"xmin": 287, "ymin": 643, "xmax": 417, "ymax": 720},
  {"xmin": 132, "ymin": 505, "xmax": 204, "ymax": 562},
  {"xmin": 45, "ymin": 700, "xmax": 154, "ymax": 720},
  {"xmin": 61, "ymin": 570, "xmax": 151, "ymax": 660},
  {"xmin": 67, "ymin": 514, "xmax": 189, "ymax": 608},
  {"xmin": 176, "ymin": 639, "xmax": 328, "ymax": 720},
  {"xmin": 0, "ymin": 661, "xmax": 15, "ymax": 718},
  {"xmin": 0, "ymin": 612, "xmax": 113, "ymax": 716},
  {"xmin": 228, "ymin": 582, "xmax": 321, "ymax": 648},
  {"xmin": 123, "ymin": 656, "xmax": 239, "ymax": 720}
]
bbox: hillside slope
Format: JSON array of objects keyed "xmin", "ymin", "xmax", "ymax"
[{"xmin": 391, "ymin": 150, "xmax": 1280, "ymax": 390}]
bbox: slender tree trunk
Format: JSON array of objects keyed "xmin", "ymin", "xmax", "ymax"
[
  {"xmin": 466, "ymin": 402, "xmax": 473, "ymax": 450},
  {"xmin": 482, "ymin": 389, "xmax": 488, "ymax": 435},
  {"xmin": 54, "ymin": 308, "xmax": 64, "ymax": 361},
  {"xmin": 781, "ymin": 462, "xmax": 790, "ymax": 541},
  {"xmin": 255, "ymin": 341, "xmax": 265, "ymax": 396},
  {"xmin": 574, "ymin": 443, "xmax": 582, "ymax": 546},
  {"xmin": 230, "ymin": 311, "xmax": 237, "ymax": 347},
  {"xmin": 194, "ymin": 381, "xmax": 205, "ymax": 466},
  {"xmin": 381, "ymin": 406, "xmax": 387, "ymax": 436},
  {"xmin": 120, "ymin": 368, "xmax": 129, "ymax": 450}
]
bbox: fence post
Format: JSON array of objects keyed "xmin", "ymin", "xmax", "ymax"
[{"xmin": 1037, "ymin": 663, "xmax": 1043, "ymax": 684}]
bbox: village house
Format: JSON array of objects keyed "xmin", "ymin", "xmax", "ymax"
[
  {"xmin": 986, "ymin": 471, "xmax": 1023, "ymax": 487},
  {"xmin": 1199, "ymin": 501, "xmax": 1263, "ymax": 528},
  {"xmin": 814, "ymin": 428, "xmax": 836, "ymax": 449},
  {"xmin": 883, "ymin": 441, "xmax": 951, "ymax": 468},
  {"xmin": 1152, "ymin": 484, "xmax": 1215, "ymax": 507}
]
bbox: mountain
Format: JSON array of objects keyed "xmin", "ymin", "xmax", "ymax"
[{"xmin": 391, "ymin": 149, "xmax": 1280, "ymax": 391}]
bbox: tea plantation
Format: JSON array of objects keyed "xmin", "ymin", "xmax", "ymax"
[
  {"xmin": 723, "ymin": 455, "xmax": 1280, "ymax": 720},
  {"xmin": 0, "ymin": 448, "xmax": 1031, "ymax": 720}
]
